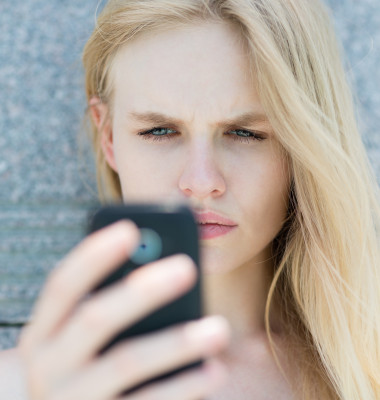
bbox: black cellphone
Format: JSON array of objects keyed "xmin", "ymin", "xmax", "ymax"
[{"xmin": 87, "ymin": 202, "xmax": 203, "ymax": 396}]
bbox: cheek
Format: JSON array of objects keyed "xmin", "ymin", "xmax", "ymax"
[
  {"xmin": 241, "ymin": 154, "xmax": 290, "ymax": 235},
  {"xmin": 113, "ymin": 136, "xmax": 177, "ymax": 200}
]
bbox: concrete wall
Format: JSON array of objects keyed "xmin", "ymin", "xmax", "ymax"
[{"xmin": 0, "ymin": 0, "xmax": 379, "ymax": 349}]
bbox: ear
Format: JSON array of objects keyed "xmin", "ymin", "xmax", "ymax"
[{"xmin": 89, "ymin": 96, "xmax": 118, "ymax": 172}]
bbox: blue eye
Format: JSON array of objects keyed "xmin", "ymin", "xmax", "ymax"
[
  {"xmin": 137, "ymin": 127, "xmax": 178, "ymax": 142},
  {"xmin": 228, "ymin": 129, "xmax": 265, "ymax": 143},
  {"xmin": 137, "ymin": 127, "xmax": 265, "ymax": 143}
]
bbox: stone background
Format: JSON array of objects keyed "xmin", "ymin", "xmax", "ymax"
[{"xmin": 0, "ymin": 0, "xmax": 379, "ymax": 349}]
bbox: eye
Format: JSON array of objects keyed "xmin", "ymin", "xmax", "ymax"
[
  {"xmin": 136, "ymin": 127, "xmax": 266, "ymax": 143},
  {"xmin": 228, "ymin": 129, "xmax": 266, "ymax": 143},
  {"xmin": 137, "ymin": 127, "xmax": 178, "ymax": 142}
]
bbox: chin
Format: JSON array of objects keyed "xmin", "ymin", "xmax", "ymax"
[{"xmin": 199, "ymin": 249, "xmax": 237, "ymax": 275}]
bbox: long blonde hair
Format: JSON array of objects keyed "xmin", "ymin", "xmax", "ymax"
[{"xmin": 82, "ymin": 0, "xmax": 380, "ymax": 398}]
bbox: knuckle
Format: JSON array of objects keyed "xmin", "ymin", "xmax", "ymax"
[
  {"xmin": 132, "ymin": 271, "xmax": 159, "ymax": 294},
  {"xmin": 78, "ymin": 301, "xmax": 107, "ymax": 330},
  {"xmin": 110, "ymin": 343, "xmax": 141, "ymax": 379},
  {"xmin": 126, "ymin": 270, "xmax": 158, "ymax": 298}
]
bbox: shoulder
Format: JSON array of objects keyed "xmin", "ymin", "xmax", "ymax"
[{"xmin": 0, "ymin": 347, "xmax": 28, "ymax": 400}]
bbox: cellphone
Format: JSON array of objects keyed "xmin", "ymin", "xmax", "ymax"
[{"xmin": 87, "ymin": 202, "xmax": 203, "ymax": 395}]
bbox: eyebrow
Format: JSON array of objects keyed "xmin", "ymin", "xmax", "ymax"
[{"xmin": 127, "ymin": 110, "xmax": 270, "ymax": 128}]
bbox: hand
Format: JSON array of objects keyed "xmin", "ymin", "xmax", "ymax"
[{"xmin": 18, "ymin": 220, "xmax": 230, "ymax": 400}]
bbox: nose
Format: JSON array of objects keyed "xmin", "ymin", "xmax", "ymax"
[{"xmin": 178, "ymin": 141, "xmax": 226, "ymax": 200}]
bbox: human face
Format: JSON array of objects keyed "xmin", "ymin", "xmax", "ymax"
[{"xmin": 101, "ymin": 21, "xmax": 291, "ymax": 275}]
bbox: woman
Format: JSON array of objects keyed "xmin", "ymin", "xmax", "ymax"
[{"xmin": 1, "ymin": 0, "xmax": 380, "ymax": 399}]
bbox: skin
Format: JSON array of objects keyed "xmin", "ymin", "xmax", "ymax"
[
  {"xmin": 95, "ymin": 21, "xmax": 291, "ymax": 343},
  {"xmin": 0, "ymin": 20, "xmax": 294, "ymax": 400},
  {"xmin": 92, "ymin": 20, "xmax": 294, "ymax": 397}
]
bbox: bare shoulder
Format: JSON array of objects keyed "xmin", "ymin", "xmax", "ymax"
[{"xmin": 0, "ymin": 347, "xmax": 28, "ymax": 400}]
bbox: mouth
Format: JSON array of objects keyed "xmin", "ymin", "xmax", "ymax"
[
  {"xmin": 193, "ymin": 210, "xmax": 237, "ymax": 226},
  {"xmin": 197, "ymin": 222, "xmax": 237, "ymax": 240}
]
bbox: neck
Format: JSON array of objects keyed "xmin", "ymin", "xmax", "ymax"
[{"xmin": 202, "ymin": 245, "xmax": 283, "ymax": 346}]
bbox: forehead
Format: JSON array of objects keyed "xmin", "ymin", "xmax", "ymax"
[{"xmin": 110, "ymin": 21, "xmax": 262, "ymax": 119}]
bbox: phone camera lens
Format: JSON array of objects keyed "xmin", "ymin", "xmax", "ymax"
[{"xmin": 130, "ymin": 228, "xmax": 162, "ymax": 265}]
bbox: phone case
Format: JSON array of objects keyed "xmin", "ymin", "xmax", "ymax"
[{"xmin": 87, "ymin": 203, "xmax": 203, "ymax": 395}]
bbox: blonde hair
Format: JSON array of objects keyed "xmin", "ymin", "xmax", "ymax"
[{"xmin": 82, "ymin": 0, "xmax": 380, "ymax": 398}]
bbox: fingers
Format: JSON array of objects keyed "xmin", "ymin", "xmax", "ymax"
[
  {"xmin": 48, "ymin": 316, "xmax": 230, "ymax": 400},
  {"xmin": 40, "ymin": 253, "xmax": 197, "ymax": 378},
  {"xmin": 16, "ymin": 217, "xmax": 229, "ymax": 400},
  {"xmin": 19, "ymin": 220, "xmax": 141, "ymax": 352}
]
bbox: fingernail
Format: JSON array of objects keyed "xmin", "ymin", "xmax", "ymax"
[
  {"xmin": 184, "ymin": 316, "xmax": 230, "ymax": 352},
  {"xmin": 114, "ymin": 219, "xmax": 138, "ymax": 232}
]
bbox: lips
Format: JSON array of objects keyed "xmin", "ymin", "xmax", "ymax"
[
  {"xmin": 196, "ymin": 221, "xmax": 237, "ymax": 239},
  {"xmin": 193, "ymin": 210, "xmax": 237, "ymax": 226}
]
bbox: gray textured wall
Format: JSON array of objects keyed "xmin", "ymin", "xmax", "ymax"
[
  {"xmin": 0, "ymin": 0, "xmax": 379, "ymax": 350},
  {"xmin": 0, "ymin": 1, "xmax": 100, "ymax": 349}
]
